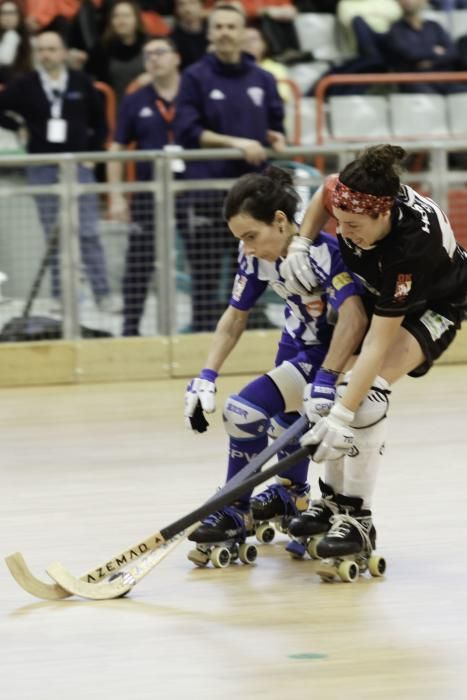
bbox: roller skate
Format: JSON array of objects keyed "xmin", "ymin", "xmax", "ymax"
[
  {"xmin": 286, "ymin": 479, "xmax": 339, "ymax": 559},
  {"xmin": 187, "ymin": 504, "xmax": 257, "ymax": 568},
  {"xmin": 250, "ymin": 478, "xmax": 310, "ymax": 544},
  {"xmin": 313, "ymin": 495, "xmax": 386, "ymax": 583}
]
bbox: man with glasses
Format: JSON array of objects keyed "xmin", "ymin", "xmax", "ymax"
[{"xmin": 108, "ymin": 36, "xmax": 182, "ymax": 336}]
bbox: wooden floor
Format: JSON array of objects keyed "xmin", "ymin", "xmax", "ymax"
[{"xmin": 1, "ymin": 365, "xmax": 467, "ymax": 700}]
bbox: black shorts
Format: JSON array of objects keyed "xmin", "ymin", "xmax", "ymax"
[
  {"xmin": 402, "ymin": 300, "xmax": 463, "ymax": 377},
  {"xmin": 361, "ymin": 296, "xmax": 464, "ymax": 378}
]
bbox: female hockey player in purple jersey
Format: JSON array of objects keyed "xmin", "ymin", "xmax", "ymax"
[
  {"xmin": 183, "ymin": 165, "xmax": 369, "ymax": 566},
  {"xmin": 279, "ymin": 144, "xmax": 467, "ymax": 569}
]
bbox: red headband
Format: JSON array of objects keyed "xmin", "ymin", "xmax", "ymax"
[{"xmin": 332, "ymin": 179, "xmax": 394, "ymax": 215}]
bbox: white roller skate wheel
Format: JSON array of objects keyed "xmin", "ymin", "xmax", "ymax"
[
  {"xmin": 368, "ymin": 555, "xmax": 386, "ymax": 577},
  {"xmin": 238, "ymin": 543, "xmax": 258, "ymax": 565},
  {"xmin": 337, "ymin": 560, "xmax": 359, "ymax": 582},
  {"xmin": 210, "ymin": 546, "xmax": 231, "ymax": 568},
  {"xmin": 187, "ymin": 549, "xmax": 209, "ymax": 567},
  {"xmin": 256, "ymin": 523, "xmax": 275, "ymax": 544},
  {"xmin": 306, "ymin": 536, "xmax": 321, "ymax": 559}
]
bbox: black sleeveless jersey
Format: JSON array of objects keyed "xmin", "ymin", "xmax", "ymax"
[{"xmin": 336, "ymin": 184, "xmax": 467, "ymax": 317}]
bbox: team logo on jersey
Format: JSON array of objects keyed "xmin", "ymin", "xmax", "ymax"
[
  {"xmin": 232, "ymin": 274, "xmax": 247, "ymax": 301},
  {"xmin": 332, "ymin": 272, "xmax": 352, "ymax": 290},
  {"xmin": 394, "ymin": 273, "xmax": 412, "ymax": 302},
  {"xmin": 209, "ymin": 89, "xmax": 226, "ymax": 100},
  {"xmin": 247, "ymin": 86, "xmax": 264, "ymax": 107},
  {"xmin": 138, "ymin": 107, "xmax": 154, "ymax": 117}
]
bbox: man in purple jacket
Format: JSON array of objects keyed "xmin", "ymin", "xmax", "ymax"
[{"xmin": 176, "ymin": 3, "xmax": 287, "ymax": 331}]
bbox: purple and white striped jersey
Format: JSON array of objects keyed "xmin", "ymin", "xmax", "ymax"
[{"xmin": 229, "ymin": 231, "xmax": 364, "ymax": 347}]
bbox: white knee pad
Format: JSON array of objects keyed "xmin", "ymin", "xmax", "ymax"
[
  {"xmin": 267, "ymin": 362, "xmax": 306, "ymax": 413},
  {"xmin": 337, "ymin": 372, "xmax": 390, "ymax": 429},
  {"xmin": 223, "ymin": 394, "xmax": 270, "ymax": 441}
]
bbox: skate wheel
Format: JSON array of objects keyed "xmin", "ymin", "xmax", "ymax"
[
  {"xmin": 337, "ymin": 560, "xmax": 359, "ymax": 582},
  {"xmin": 256, "ymin": 523, "xmax": 275, "ymax": 544},
  {"xmin": 285, "ymin": 540, "xmax": 306, "ymax": 559},
  {"xmin": 306, "ymin": 536, "xmax": 321, "ymax": 559},
  {"xmin": 238, "ymin": 543, "xmax": 258, "ymax": 565},
  {"xmin": 210, "ymin": 546, "xmax": 231, "ymax": 568},
  {"xmin": 187, "ymin": 549, "xmax": 209, "ymax": 568},
  {"xmin": 368, "ymin": 555, "xmax": 386, "ymax": 577}
]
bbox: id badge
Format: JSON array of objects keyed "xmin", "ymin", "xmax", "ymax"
[
  {"xmin": 163, "ymin": 144, "xmax": 185, "ymax": 174},
  {"xmin": 47, "ymin": 118, "xmax": 67, "ymax": 143}
]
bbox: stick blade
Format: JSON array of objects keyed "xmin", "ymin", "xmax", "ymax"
[
  {"xmin": 5, "ymin": 552, "xmax": 70, "ymax": 601},
  {"xmin": 46, "ymin": 562, "xmax": 133, "ymax": 600}
]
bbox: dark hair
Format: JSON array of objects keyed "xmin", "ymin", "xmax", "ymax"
[
  {"xmin": 0, "ymin": 0, "xmax": 33, "ymax": 78},
  {"xmin": 339, "ymin": 144, "xmax": 407, "ymax": 198},
  {"xmin": 103, "ymin": 0, "xmax": 146, "ymax": 45},
  {"xmin": 223, "ymin": 166, "xmax": 300, "ymax": 224},
  {"xmin": 144, "ymin": 35, "xmax": 178, "ymax": 52}
]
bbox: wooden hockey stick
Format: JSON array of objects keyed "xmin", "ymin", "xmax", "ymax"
[
  {"xmin": 6, "ymin": 415, "xmax": 309, "ymax": 600},
  {"xmin": 46, "ymin": 444, "xmax": 314, "ymax": 600}
]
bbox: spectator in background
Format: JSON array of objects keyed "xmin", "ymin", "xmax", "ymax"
[
  {"xmin": 24, "ymin": 0, "xmax": 81, "ymax": 39},
  {"xmin": 385, "ymin": 0, "xmax": 463, "ymax": 93},
  {"xmin": 170, "ymin": 0, "xmax": 208, "ymax": 70},
  {"xmin": 107, "ymin": 36, "xmax": 181, "ymax": 336},
  {"xmin": 204, "ymin": 0, "xmax": 302, "ymax": 62},
  {"xmin": 86, "ymin": 0, "xmax": 148, "ymax": 104},
  {"xmin": 337, "ymin": 0, "xmax": 402, "ymax": 53},
  {"xmin": 67, "ymin": 0, "xmax": 108, "ymax": 71},
  {"xmin": 0, "ymin": 31, "xmax": 115, "ymax": 311},
  {"xmin": 176, "ymin": 3, "xmax": 286, "ymax": 331},
  {"xmin": 0, "ymin": 0, "xmax": 33, "ymax": 83},
  {"xmin": 243, "ymin": 23, "xmax": 292, "ymax": 103}
]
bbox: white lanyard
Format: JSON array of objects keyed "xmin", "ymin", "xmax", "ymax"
[{"xmin": 38, "ymin": 69, "xmax": 68, "ymax": 119}]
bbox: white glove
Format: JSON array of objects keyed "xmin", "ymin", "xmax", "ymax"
[
  {"xmin": 303, "ymin": 368, "xmax": 338, "ymax": 424},
  {"xmin": 301, "ymin": 402, "xmax": 355, "ymax": 462},
  {"xmin": 184, "ymin": 369, "xmax": 217, "ymax": 433},
  {"xmin": 279, "ymin": 236, "xmax": 318, "ymax": 296}
]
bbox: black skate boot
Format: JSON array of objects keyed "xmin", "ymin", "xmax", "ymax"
[
  {"xmin": 250, "ymin": 478, "xmax": 310, "ymax": 544},
  {"xmin": 187, "ymin": 504, "xmax": 257, "ymax": 568},
  {"xmin": 314, "ymin": 494, "xmax": 386, "ymax": 583},
  {"xmin": 286, "ymin": 479, "xmax": 339, "ymax": 559}
]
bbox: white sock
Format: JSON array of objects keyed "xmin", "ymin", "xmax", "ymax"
[
  {"xmin": 343, "ymin": 418, "xmax": 387, "ymax": 509},
  {"xmin": 324, "ymin": 456, "xmax": 344, "ymax": 494}
]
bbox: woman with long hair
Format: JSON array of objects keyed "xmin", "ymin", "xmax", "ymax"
[
  {"xmin": 0, "ymin": 0, "xmax": 32, "ymax": 84},
  {"xmin": 86, "ymin": 0, "xmax": 148, "ymax": 103}
]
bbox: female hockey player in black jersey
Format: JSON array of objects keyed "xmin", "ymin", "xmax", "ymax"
[{"xmin": 283, "ymin": 144, "xmax": 467, "ymax": 564}]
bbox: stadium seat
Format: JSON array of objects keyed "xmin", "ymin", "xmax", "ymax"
[
  {"xmin": 446, "ymin": 92, "xmax": 467, "ymax": 137},
  {"xmin": 421, "ymin": 8, "xmax": 450, "ymax": 32},
  {"xmin": 294, "ymin": 13, "xmax": 343, "ymax": 62},
  {"xmin": 329, "ymin": 95, "xmax": 391, "ymax": 140},
  {"xmin": 287, "ymin": 61, "xmax": 330, "ymax": 97},
  {"xmin": 448, "ymin": 9, "xmax": 467, "ymax": 40},
  {"xmin": 297, "ymin": 97, "xmax": 329, "ymax": 146},
  {"xmin": 389, "ymin": 93, "xmax": 449, "ymax": 138}
]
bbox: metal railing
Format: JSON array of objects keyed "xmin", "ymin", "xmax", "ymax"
[{"xmin": 0, "ymin": 143, "xmax": 466, "ymax": 341}]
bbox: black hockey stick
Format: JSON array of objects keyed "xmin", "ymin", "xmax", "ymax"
[
  {"xmin": 6, "ymin": 415, "xmax": 310, "ymax": 600},
  {"xmin": 46, "ymin": 441, "xmax": 315, "ymax": 600}
]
